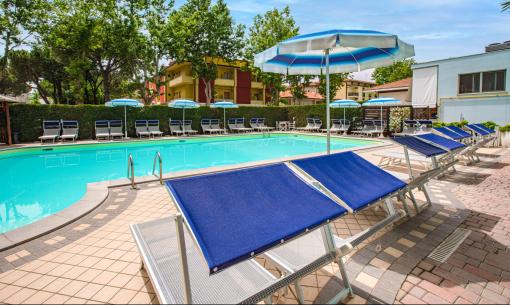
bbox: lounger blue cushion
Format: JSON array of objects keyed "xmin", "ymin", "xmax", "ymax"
[
  {"xmin": 43, "ymin": 121, "xmax": 61, "ymax": 129},
  {"xmin": 95, "ymin": 120, "xmax": 109, "ymax": 127},
  {"xmin": 292, "ymin": 152, "xmax": 407, "ymax": 212},
  {"xmin": 62, "ymin": 120, "xmax": 78, "ymax": 128},
  {"xmin": 416, "ymin": 133, "xmax": 465, "ymax": 151},
  {"xmin": 467, "ymin": 124, "xmax": 489, "ymax": 136},
  {"xmin": 391, "ymin": 136, "xmax": 446, "ymax": 157},
  {"xmin": 475, "ymin": 124, "xmax": 495, "ymax": 134},
  {"xmin": 446, "ymin": 126, "xmax": 472, "ymax": 138},
  {"xmin": 434, "ymin": 127, "xmax": 467, "ymax": 140},
  {"xmin": 165, "ymin": 163, "xmax": 347, "ymax": 274}
]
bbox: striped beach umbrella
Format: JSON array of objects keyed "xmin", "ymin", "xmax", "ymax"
[{"xmin": 254, "ymin": 29, "xmax": 414, "ymax": 152}]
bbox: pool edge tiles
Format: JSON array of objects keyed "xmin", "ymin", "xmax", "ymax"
[{"xmin": 0, "ymin": 134, "xmax": 388, "ymax": 248}]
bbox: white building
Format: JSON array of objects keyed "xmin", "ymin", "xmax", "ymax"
[{"xmin": 411, "ymin": 42, "xmax": 510, "ymax": 125}]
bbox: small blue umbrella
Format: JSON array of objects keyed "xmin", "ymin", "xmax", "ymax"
[
  {"xmin": 168, "ymin": 99, "xmax": 200, "ymax": 123},
  {"xmin": 105, "ymin": 99, "xmax": 144, "ymax": 139},
  {"xmin": 330, "ymin": 99, "xmax": 361, "ymax": 125},
  {"xmin": 211, "ymin": 101, "xmax": 239, "ymax": 134},
  {"xmin": 363, "ymin": 97, "xmax": 402, "ymax": 136},
  {"xmin": 254, "ymin": 29, "xmax": 414, "ymax": 153}
]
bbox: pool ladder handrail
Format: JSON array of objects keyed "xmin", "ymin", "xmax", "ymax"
[
  {"xmin": 152, "ymin": 152, "xmax": 163, "ymax": 185},
  {"xmin": 127, "ymin": 154, "xmax": 136, "ymax": 189}
]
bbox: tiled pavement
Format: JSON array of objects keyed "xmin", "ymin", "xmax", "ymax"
[{"xmin": 0, "ymin": 147, "xmax": 509, "ymax": 304}]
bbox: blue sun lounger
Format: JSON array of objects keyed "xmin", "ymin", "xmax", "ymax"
[
  {"xmin": 466, "ymin": 124, "xmax": 491, "ymax": 138},
  {"xmin": 263, "ymin": 152, "xmax": 408, "ymax": 303},
  {"xmin": 385, "ymin": 136, "xmax": 455, "ymax": 213},
  {"xmin": 434, "ymin": 127, "xmax": 470, "ymax": 141},
  {"xmin": 474, "ymin": 124, "xmax": 495, "ymax": 134},
  {"xmin": 131, "ymin": 163, "xmax": 352, "ymax": 304},
  {"xmin": 446, "ymin": 125, "xmax": 472, "ymax": 139}
]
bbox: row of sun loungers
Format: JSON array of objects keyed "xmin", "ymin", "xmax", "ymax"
[
  {"xmin": 39, "ymin": 120, "xmax": 79, "ymax": 143},
  {"xmin": 95, "ymin": 120, "xmax": 124, "ymax": 140},
  {"xmin": 296, "ymin": 118, "xmax": 322, "ymax": 132},
  {"xmin": 402, "ymin": 120, "xmax": 433, "ymax": 134},
  {"xmin": 351, "ymin": 119, "xmax": 386, "ymax": 137},
  {"xmin": 127, "ymin": 120, "xmax": 499, "ymax": 304}
]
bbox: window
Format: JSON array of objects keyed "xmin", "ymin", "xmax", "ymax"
[
  {"xmin": 223, "ymin": 91, "xmax": 231, "ymax": 99},
  {"xmin": 459, "ymin": 73, "xmax": 480, "ymax": 94},
  {"xmin": 459, "ymin": 70, "xmax": 506, "ymax": 94},
  {"xmin": 482, "ymin": 70, "xmax": 505, "ymax": 92}
]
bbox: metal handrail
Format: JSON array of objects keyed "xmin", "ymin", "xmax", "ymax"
[
  {"xmin": 152, "ymin": 152, "xmax": 163, "ymax": 185},
  {"xmin": 127, "ymin": 154, "xmax": 136, "ymax": 189}
]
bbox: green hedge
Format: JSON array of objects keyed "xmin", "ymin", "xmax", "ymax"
[{"xmin": 11, "ymin": 104, "xmax": 366, "ymax": 142}]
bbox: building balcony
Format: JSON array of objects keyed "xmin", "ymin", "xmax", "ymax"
[
  {"xmin": 215, "ymin": 78, "xmax": 235, "ymax": 87},
  {"xmin": 251, "ymin": 81, "xmax": 264, "ymax": 89},
  {"xmin": 168, "ymin": 75, "xmax": 194, "ymax": 88}
]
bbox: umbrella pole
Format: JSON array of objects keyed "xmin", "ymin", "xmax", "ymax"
[
  {"xmin": 326, "ymin": 49, "xmax": 331, "ymax": 154},
  {"xmin": 223, "ymin": 108, "xmax": 227, "ymax": 135},
  {"xmin": 124, "ymin": 105, "xmax": 128, "ymax": 139},
  {"xmin": 379, "ymin": 104, "xmax": 384, "ymax": 138},
  {"xmin": 343, "ymin": 107, "xmax": 346, "ymax": 135},
  {"xmin": 183, "ymin": 108, "xmax": 186, "ymax": 136}
]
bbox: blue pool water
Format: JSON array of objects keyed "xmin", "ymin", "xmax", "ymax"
[{"xmin": 0, "ymin": 134, "xmax": 380, "ymax": 233}]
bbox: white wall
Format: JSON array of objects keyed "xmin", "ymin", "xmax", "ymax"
[
  {"xmin": 440, "ymin": 96, "xmax": 510, "ymax": 125},
  {"xmin": 413, "ymin": 50, "xmax": 510, "ymax": 124}
]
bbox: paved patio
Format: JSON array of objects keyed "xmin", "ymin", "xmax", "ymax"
[{"xmin": 0, "ymin": 145, "xmax": 508, "ymax": 304}]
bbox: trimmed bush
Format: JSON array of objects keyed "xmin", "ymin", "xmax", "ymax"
[
  {"xmin": 10, "ymin": 104, "xmax": 289, "ymax": 142},
  {"xmin": 499, "ymin": 124, "xmax": 510, "ymax": 132},
  {"xmin": 10, "ymin": 103, "xmax": 365, "ymax": 142},
  {"xmin": 481, "ymin": 121, "xmax": 497, "ymax": 130}
]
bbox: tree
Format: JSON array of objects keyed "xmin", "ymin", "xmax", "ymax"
[
  {"xmin": 169, "ymin": 0, "xmax": 244, "ymax": 105},
  {"xmin": 0, "ymin": 0, "xmax": 47, "ymax": 69},
  {"xmin": 0, "ymin": 0, "xmax": 48, "ymax": 94},
  {"xmin": 128, "ymin": 0, "xmax": 176, "ymax": 104},
  {"xmin": 317, "ymin": 73, "xmax": 350, "ymax": 102},
  {"xmin": 246, "ymin": 6, "xmax": 299, "ymax": 105},
  {"xmin": 286, "ymin": 75, "xmax": 312, "ymax": 105},
  {"xmin": 502, "ymin": 1, "xmax": 510, "ymax": 11},
  {"xmin": 372, "ymin": 59, "xmax": 415, "ymax": 85},
  {"xmin": 45, "ymin": 0, "xmax": 146, "ymax": 103}
]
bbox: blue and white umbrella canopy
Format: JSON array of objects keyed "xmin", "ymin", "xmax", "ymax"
[
  {"xmin": 254, "ymin": 29, "xmax": 414, "ymax": 151},
  {"xmin": 210, "ymin": 101, "xmax": 239, "ymax": 109},
  {"xmin": 211, "ymin": 101, "xmax": 239, "ymax": 134},
  {"xmin": 254, "ymin": 29, "xmax": 415, "ymax": 75},
  {"xmin": 363, "ymin": 97, "xmax": 402, "ymax": 106},
  {"xmin": 331, "ymin": 99, "xmax": 361, "ymax": 124},
  {"xmin": 168, "ymin": 99, "xmax": 200, "ymax": 123},
  {"xmin": 105, "ymin": 99, "xmax": 144, "ymax": 138},
  {"xmin": 105, "ymin": 99, "xmax": 144, "ymax": 108}
]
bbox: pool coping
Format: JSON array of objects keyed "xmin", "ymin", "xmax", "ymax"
[{"xmin": 0, "ymin": 133, "xmax": 392, "ymax": 251}]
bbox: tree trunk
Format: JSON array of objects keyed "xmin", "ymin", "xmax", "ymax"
[
  {"xmin": 35, "ymin": 80, "xmax": 50, "ymax": 104},
  {"xmin": 203, "ymin": 78, "xmax": 212, "ymax": 105},
  {"xmin": 1, "ymin": 31, "xmax": 10, "ymax": 70},
  {"xmin": 102, "ymin": 70, "xmax": 111, "ymax": 102}
]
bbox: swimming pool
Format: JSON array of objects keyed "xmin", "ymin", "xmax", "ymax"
[{"xmin": 0, "ymin": 134, "xmax": 381, "ymax": 234}]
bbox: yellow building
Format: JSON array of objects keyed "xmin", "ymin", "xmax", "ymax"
[
  {"xmin": 280, "ymin": 79, "xmax": 376, "ymax": 105},
  {"xmin": 335, "ymin": 79, "xmax": 377, "ymax": 101},
  {"xmin": 164, "ymin": 59, "xmax": 265, "ymax": 105}
]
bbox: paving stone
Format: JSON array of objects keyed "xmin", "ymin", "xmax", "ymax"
[
  {"xmin": 420, "ymin": 271, "xmax": 443, "ymax": 285},
  {"xmin": 481, "ymin": 288, "xmax": 510, "ymax": 304},
  {"xmin": 419, "ymin": 280, "xmax": 457, "ymax": 303},
  {"xmin": 401, "ymin": 294, "xmax": 426, "ymax": 304}
]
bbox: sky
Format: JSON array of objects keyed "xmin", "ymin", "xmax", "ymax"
[{"xmin": 180, "ymin": 0, "xmax": 510, "ymax": 81}]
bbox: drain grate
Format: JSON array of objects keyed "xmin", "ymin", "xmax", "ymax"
[{"xmin": 427, "ymin": 228, "xmax": 471, "ymax": 263}]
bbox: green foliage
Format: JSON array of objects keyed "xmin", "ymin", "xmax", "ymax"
[
  {"xmin": 286, "ymin": 75, "xmax": 312, "ymax": 104},
  {"xmin": 10, "ymin": 104, "xmax": 367, "ymax": 142},
  {"xmin": 10, "ymin": 104, "xmax": 289, "ymax": 142},
  {"xmin": 372, "ymin": 59, "xmax": 415, "ymax": 85},
  {"xmin": 503, "ymin": 1, "xmax": 510, "ymax": 11},
  {"xmin": 317, "ymin": 73, "xmax": 350, "ymax": 101},
  {"xmin": 433, "ymin": 120, "xmax": 469, "ymax": 128},
  {"xmin": 499, "ymin": 124, "xmax": 510, "ymax": 132},
  {"xmin": 246, "ymin": 6, "xmax": 299, "ymax": 105},
  {"xmin": 389, "ymin": 107, "xmax": 411, "ymax": 132},
  {"xmin": 169, "ymin": 0, "xmax": 245, "ymax": 104},
  {"xmin": 481, "ymin": 121, "xmax": 497, "ymax": 130}
]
